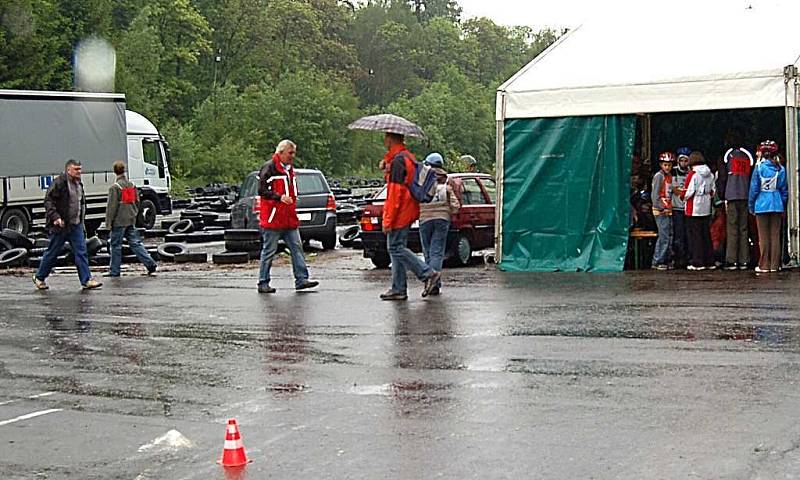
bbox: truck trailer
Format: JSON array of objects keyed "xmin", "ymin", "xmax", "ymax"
[{"xmin": 0, "ymin": 90, "xmax": 172, "ymax": 235}]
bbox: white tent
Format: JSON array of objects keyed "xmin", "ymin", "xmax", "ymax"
[{"xmin": 495, "ymin": 1, "xmax": 800, "ymax": 267}]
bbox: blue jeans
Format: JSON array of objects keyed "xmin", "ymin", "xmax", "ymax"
[
  {"xmin": 419, "ymin": 219, "xmax": 448, "ymax": 289},
  {"xmin": 36, "ymin": 224, "xmax": 91, "ymax": 285},
  {"xmin": 652, "ymin": 214, "xmax": 673, "ymax": 266},
  {"xmin": 387, "ymin": 227, "xmax": 432, "ymax": 294},
  {"xmin": 109, "ymin": 225, "xmax": 157, "ymax": 276},
  {"xmin": 259, "ymin": 228, "xmax": 309, "ymax": 288}
]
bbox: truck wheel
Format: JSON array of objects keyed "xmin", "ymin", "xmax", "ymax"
[
  {"xmin": 137, "ymin": 199, "xmax": 157, "ymax": 229},
  {"xmin": 1, "ymin": 208, "xmax": 30, "ymax": 235},
  {"xmin": 370, "ymin": 252, "xmax": 391, "ymax": 269}
]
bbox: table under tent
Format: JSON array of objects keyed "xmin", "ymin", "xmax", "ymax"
[{"xmin": 495, "ymin": 1, "xmax": 800, "ymax": 272}]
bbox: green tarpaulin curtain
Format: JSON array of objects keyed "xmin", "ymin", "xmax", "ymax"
[{"xmin": 500, "ymin": 115, "xmax": 636, "ymax": 272}]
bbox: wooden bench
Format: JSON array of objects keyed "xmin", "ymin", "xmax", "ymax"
[{"xmin": 629, "ymin": 229, "xmax": 658, "ymax": 270}]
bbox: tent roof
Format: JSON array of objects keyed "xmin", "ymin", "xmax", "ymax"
[{"xmin": 498, "ymin": 1, "xmax": 800, "ymax": 119}]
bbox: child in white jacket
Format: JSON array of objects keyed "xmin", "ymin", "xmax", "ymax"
[{"xmin": 681, "ymin": 151, "xmax": 716, "ymax": 270}]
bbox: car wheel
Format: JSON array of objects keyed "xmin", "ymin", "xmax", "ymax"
[
  {"xmin": 0, "ymin": 208, "xmax": 30, "ymax": 236},
  {"xmin": 321, "ymin": 230, "xmax": 337, "ymax": 250},
  {"xmin": 338, "ymin": 225, "xmax": 359, "ymax": 248},
  {"xmin": 447, "ymin": 233, "xmax": 472, "ymax": 267},
  {"xmin": 370, "ymin": 252, "xmax": 391, "ymax": 269},
  {"xmin": 136, "ymin": 199, "xmax": 157, "ymax": 229}
]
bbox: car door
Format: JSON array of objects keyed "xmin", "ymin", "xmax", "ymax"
[
  {"xmin": 456, "ymin": 177, "xmax": 493, "ymax": 248},
  {"xmin": 231, "ymin": 173, "xmax": 258, "ymax": 228},
  {"xmin": 475, "ymin": 177, "xmax": 497, "ymax": 250}
]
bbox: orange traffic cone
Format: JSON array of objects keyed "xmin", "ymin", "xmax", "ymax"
[{"xmin": 217, "ymin": 418, "xmax": 252, "ymax": 467}]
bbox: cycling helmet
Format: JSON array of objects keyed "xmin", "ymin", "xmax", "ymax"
[
  {"xmin": 424, "ymin": 152, "xmax": 444, "ymax": 168},
  {"xmin": 758, "ymin": 140, "xmax": 779, "ymax": 155},
  {"xmin": 658, "ymin": 151, "xmax": 675, "ymax": 163},
  {"xmin": 675, "ymin": 146, "xmax": 691, "ymax": 159},
  {"xmin": 724, "ymin": 147, "xmax": 754, "ymax": 166}
]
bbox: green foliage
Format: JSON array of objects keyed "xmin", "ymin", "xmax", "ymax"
[{"xmin": 2, "ymin": 0, "xmax": 562, "ymax": 186}]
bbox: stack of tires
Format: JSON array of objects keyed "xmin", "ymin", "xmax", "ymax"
[{"xmin": 216, "ymin": 229, "xmax": 259, "ymax": 265}]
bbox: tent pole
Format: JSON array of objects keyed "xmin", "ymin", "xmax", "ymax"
[
  {"xmin": 495, "ymin": 92, "xmax": 507, "ymax": 264},
  {"xmin": 784, "ymin": 65, "xmax": 799, "ymax": 261}
]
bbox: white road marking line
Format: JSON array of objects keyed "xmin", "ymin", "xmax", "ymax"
[
  {"xmin": 0, "ymin": 409, "xmax": 63, "ymax": 427},
  {"xmin": 0, "ymin": 391, "xmax": 57, "ymax": 407}
]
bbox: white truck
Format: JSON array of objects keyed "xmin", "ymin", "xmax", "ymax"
[{"xmin": 0, "ymin": 90, "xmax": 172, "ymax": 235}]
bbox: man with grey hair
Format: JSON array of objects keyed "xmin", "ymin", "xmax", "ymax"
[
  {"xmin": 255, "ymin": 139, "xmax": 319, "ymax": 293},
  {"xmin": 33, "ymin": 159, "xmax": 102, "ymax": 290}
]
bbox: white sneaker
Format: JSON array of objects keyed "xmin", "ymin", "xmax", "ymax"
[
  {"xmin": 687, "ymin": 265, "xmax": 705, "ymax": 271},
  {"xmin": 754, "ymin": 266, "xmax": 769, "ymax": 274}
]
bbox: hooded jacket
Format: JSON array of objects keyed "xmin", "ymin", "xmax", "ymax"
[
  {"xmin": 382, "ymin": 144, "xmax": 419, "ymax": 230},
  {"xmin": 719, "ymin": 147, "xmax": 753, "ymax": 201},
  {"xmin": 748, "ymin": 159, "xmax": 788, "ymax": 214},
  {"xmin": 258, "ymin": 154, "xmax": 299, "ymax": 230},
  {"xmin": 105, "ymin": 175, "xmax": 140, "ymax": 228},
  {"xmin": 682, "ymin": 165, "xmax": 715, "ymax": 217},
  {"xmin": 650, "ymin": 170, "xmax": 672, "ymax": 216},
  {"xmin": 671, "ymin": 165, "xmax": 689, "ymax": 211}
]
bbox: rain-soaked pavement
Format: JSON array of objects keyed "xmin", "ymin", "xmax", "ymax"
[{"xmin": 1, "ymin": 249, "xmax": 800, "ymax": 479}]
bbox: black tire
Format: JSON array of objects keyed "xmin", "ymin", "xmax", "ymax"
[
  {"xmin": 136, "ymin": 199, "xmax": 157, "ymax": 229},
  {"xmin": 225, "ymin": 239, "xmax": 261, "ymax": 252},
  {"xmin": 157, "ymin": 242, "xmax": 188, "ymax": 262},
  {"xmin": 321, "ymin": 230, "xmax": 337, "ymax": 250},
  {"xmin": 0, "ymin": 228, "xmax": 34, "ymax": 251},
  {"xmin": 27, "ymin": 256, "xmax": 42, "ymax": 268},
  {"xmin": 84, "ymin": 220, "xmax": 102, "ymax": 237},
  {"xmin": 370, "ymin": 252, "xmax": 391, "ymax": 269},
  {"xmin": 185, "ymin": 232, "xmax": 224, "ymax": 243},
  {"xmin": 351, "ymin": 238, "xmax": 363, "ymax": 250},
  {"xmin": 164, "ymin": 233, "xmax": 187, "ymax": 243},
  {"xmin": 224, "ymin": 229, "xmax": 260, "ymax": 242},
  {"xmin": 90, "ymin": 253, "xmax": 110, "ymax": 266},
  {"xmin": 85, "ymin": 236, "xmax": 104, "ymax": 257},
  {"xmin": 168, "ymin": 219, "xmax": 194, "ymax": 234},
  {"xmin": 144, "ymin": 229, "xmax": 168, "ymax": 238},
  {"xmin": 446, "ymin": 233, "xmax": 472, "ymax": 267},
  {"xmin": 161, "ymin": 219, "xmax": 178, "ymax": 230},
  {"xmin": 0, "ymin": 237, "xmax": 12, "ymax": 252},
  {"xmin": 174, "ymin": 252, "xmax": 208, "ymax": 263},
  {"xmin": 34, "ymin": 238, "xmax": 50, "ymax": 248},
  {"xmin": 338, "ymin": 226, "xmax": 360, "ymax": 248},
  {"xmin": 212, "ymin": 251, "xmax": 250, "ymax": 264},
  {"xmin": 202, "ymin": 226, "xmax": 225, "ymax": 231},
  {"xmin": 0, "ymin": 248, "xmax": 28, "ymax": 268},
  {"xmin": 0, "ymin": 208, "xmax": 30, "ymax": 235}
]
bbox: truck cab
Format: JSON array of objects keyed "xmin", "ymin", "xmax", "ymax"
[{"xmin": 125, "ymin": 110, "xmax": 172, "ymax": 228}]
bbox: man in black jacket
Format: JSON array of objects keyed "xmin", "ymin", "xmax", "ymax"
[{"xmin": 33, "ymin": 159, "xmax": 102, "ymax": 290}]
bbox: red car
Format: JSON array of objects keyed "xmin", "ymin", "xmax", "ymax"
[{"xmin": 358, "ymin": 173, "xmax": 496, "ymax": 268}]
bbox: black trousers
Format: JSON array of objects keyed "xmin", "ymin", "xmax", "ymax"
[{"xmin": 686, "ymin": 215, "xmax": 713, "ymax": 268}]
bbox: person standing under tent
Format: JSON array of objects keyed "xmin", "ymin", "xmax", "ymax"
[
  {"xmin": 650, "ymin": 151, "xmax": 674, "ymax": 270},
  {"xmin": 682, "ymin": 151, "xmax": 716, "ymax": 271},
  {"xmin": 749, "ymin": 140, "xmax": 788, "ymax": 273}
]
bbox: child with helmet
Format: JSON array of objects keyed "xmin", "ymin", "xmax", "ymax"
[
  {"xmin": 650, "ymin": 151, "xmax": 674, "ymax": 270},
  {"xmin": 671, "ymin": 147, "xmax": 692, "ymax": 268}
]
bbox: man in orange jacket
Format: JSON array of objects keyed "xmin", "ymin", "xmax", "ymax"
[{"xmin": 379, "ymin": 132, "xmax": 440, "ymax": 301}]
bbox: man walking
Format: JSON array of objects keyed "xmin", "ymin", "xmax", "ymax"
[
  {"xmin": 256, "ymin": 139, "xmax": 318, "ymax": 293},
  {"xmin": 379, "ymin": 132, "xmax": 440, "ymax": 301},
  {"xmin": 33, "ymin": 159, "xmax": 102, "ymax": 290},
  {"xmin": 105, "ymin": 161, "xmax": 157, "ymax": 277}
]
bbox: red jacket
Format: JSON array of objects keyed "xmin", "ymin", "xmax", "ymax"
[
  {"xmin": 382, "ymin": 144, "xmax": 419, "ymax": 230},
  {"xmin": 258, "ymin": 154, "xmax": 299, "ymax": 229}
]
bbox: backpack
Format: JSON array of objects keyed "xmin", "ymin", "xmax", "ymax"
[{"xmin": 405, "ymin": 154, "xmax": 438, "ymax": 203}]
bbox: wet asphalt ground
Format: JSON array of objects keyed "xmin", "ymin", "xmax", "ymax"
[{"xmin": 1, "ymin": 248, "xmax": 800, "ymax": 480}]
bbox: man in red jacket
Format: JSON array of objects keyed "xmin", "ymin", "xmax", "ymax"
[
  {"xmin": 380, "ymin": 132, "xmax": 441, "ymax": 301},
  {"xmin": 256, "ymin": 139, "xmax": 319, "ymax": 293}
]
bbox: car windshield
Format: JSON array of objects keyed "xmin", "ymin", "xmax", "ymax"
[
  {"xmin": 241, "ymin": 173, "xmax": 258, "ymax": 197},
  {"xmin": 297, "ymin": 173, "xmax": 328, "ymax": 194}
]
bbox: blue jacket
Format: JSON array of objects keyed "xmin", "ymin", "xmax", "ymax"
[{"xmin": 748, "ymin": 160, "xmax": 787, "ymax": 214}]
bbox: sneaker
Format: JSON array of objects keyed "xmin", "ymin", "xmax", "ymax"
[
  {"xmin": 422, "ymin": 271, "xmax": 442, "ymax": 297},
  {"xmin": 653, "ymin": 264, "xmax": 668, "ymax": 271},
  {"xmin": 146, "ymin": 265, "xmax": 157, "ymax": 275},
  {"xmin": 81, "ymin": 279, "xmax": 103, "ymax": 290},
  {"xmin": 686, "ymin": 265, "xmax": 705, "ymax": 271},
  {"xmin": 258, "ymin": 285, "xmax": 276, "ymax": 293},
  {"xmin": 32, "ymin": 275, "xmax": 48, "ymax": 290},
  {"xmin": 102, "ymin": 272, "xmax": 120, "ymax": 278},
  {"xmin": 295, "ymin": 280, "xmax": 319, "ymax": 291},
  {"xmin": 738, "ymin": 264, "xmax": 749, "ymax": 270},
  {"xmin": 706, "ymin": 265, "xmax": 717, "ymax": 271},
  {"xmin": 770, "ymin": 268, "xmax": 780, "ymax": 273},
  {"xmin": 754, "ymin": 266, "xmax": 769, "ymax": 274},
  {"xmin": 723, "ymin": 263, "xmax": 738, "ymax": 271},
  {"xmin": 428, "ymin": 286, "xmax": 441, "ymax": 296},
  {"xmin": 380, "ymin": 290, "xmax": 408, "ymax": 301}
]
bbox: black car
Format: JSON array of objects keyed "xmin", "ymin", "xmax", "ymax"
[{"xmin": 230, "ymin": 169, "xmax": 337, "ymax": 249}]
